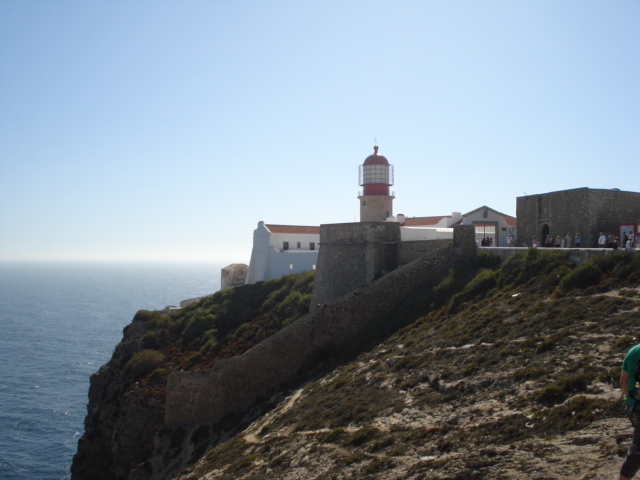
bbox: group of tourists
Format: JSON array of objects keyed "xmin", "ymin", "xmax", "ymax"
[
  {"xmin": 528, "ymin": 231, "xmax": 640, "ymax": 249},
  {"xmin": 480, "ymin": 237, "xmax": 493, "ymax": 246},
  {"xmin": 532, "ymin": 232, "xmax": 580, "ymax": 248},
  {"xmin": 598, "ymin": 231, "xmax": 640, "ymax": 250}
]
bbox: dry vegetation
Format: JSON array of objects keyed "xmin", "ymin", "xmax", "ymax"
[
  {"xmin": 174, "ymin": 249, "xmax": 640, "ymax": 480},
  {"xmin": 118, "ymin": 270, "xmax": 316, "ymax": 402}
]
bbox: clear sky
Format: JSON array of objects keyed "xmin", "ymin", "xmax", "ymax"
[{"xmin": 1, "ymin": 1, "xmax": 638, "ymax": 262}]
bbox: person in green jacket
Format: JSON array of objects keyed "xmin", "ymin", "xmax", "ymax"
[{"xmin": 619, "ymin": 344, "xmax": 640, "ymax": 479}]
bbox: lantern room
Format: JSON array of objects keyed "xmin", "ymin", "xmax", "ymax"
[{"xmin": 359, "ymin": 146, "xmax": 394, "ymax": 196}]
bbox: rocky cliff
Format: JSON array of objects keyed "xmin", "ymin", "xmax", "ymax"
[
  {"xmin": 73, "ymin": 249, "xmax": 640, "ymax": 479},
  {"xmin": 71, "ymin": 271, "xmax": 315, "ymax": 480}
]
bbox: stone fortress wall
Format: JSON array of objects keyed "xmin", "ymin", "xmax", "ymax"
[
  {"xmin": 399, "ymin": 239, "xmax": 452, "ymax": 264},
  {"xmin": 309, "ymin": 222, "xmax": 455, "ymax": 311},
  {"xmin": 481, "ymin": 246, "xmax": 623, "ymax": 264},
  {"xmin": 309, "ymin": 222, "xmax": 401, "ymax": 310},
  {"xmin": 517, "ymin": 188, "xmax": 640, "ymax": 248},
  {"xmin": 165, "ymin": 225, "xmax": 477, "ymax": 426}
]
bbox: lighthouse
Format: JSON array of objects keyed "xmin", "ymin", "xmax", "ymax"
[{"xmin": 357, "ymin": 145, "xmax": 395, "ymax": 222}]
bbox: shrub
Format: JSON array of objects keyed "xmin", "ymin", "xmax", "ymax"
[
  {"xmin": 142, "ymin": 330, "xmax": 159, "ymax": 349},
  {"xmin": 125, "ymin": 349, "xmax": 165, "ymax": 379},
  {"xmin": 512, "ymin": 366, "xmax": 551, "ymax": 381},
  {"xmin": 149, "ymin": 368, "xmax": 171, "ymax": 382},
  {"xmin": 345, "ymin": 451, "xmax": 364, "ymax": 464},
  {"xmin": 149, "ymin": 312, "xmax": 173, "ymax": 330},
  {"xmin": 614, "ymin": 335, "xmax": 635, "ymax": 352},
  {"xmin": 536, "ymin": 338, "xmax": 556, "ymax": 354},
  {"xmin": 182, "ymin": 313, "xmax": 217, "ymax": 344},
  {"xmin": 133, "ymin": 310, "xmax": 155, "ymax": 322},
  {"xmin": 464, "ymin": 269, "xmax": 499, "ymax": 299},
  {"xmin": 535, "ymin": 372, "xmax": 594, "ymax": 405},
  {"xmin": 347, "ymin": 427, "xmax": 380, "ymax": 446},
  {"xmin": 498, "ymin": 248, "xmax": 572, "ymax": 289},
  {"xmin": 316, "ymin": 427, "xmax": 345, "ymax": 444},
  {"xmin": 133, "ymin": 310, "xmax": 173, "ymax": 327},
  {"xmin": 560, "ymin": 263, "xmax": 602, "ymax": 291}
]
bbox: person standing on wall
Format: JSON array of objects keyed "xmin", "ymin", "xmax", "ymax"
[
  {"xmin": 618, "ymin": 343, "xmax": 640, "ymax": 480},
  {"xmin": 599, "ymin": 232, "xmax": 607, "ymax": 248},
  {"xmin": 575, "ymin": 232, "xmax": 581, "ymax": 248}
]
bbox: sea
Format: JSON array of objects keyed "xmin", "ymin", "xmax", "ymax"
[{"xmin": 0, "ymin": 260, "xmax": 224, "ymax": 480}]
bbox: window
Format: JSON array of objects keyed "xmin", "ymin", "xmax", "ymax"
[
  {"xmin": 283, "ymin": 241, "xmax": 289, "ymax": 250},
  {"xmin": 297, "ymin": 242, "xmax": 301, "ymax": 249},
  {"xmin": 310, "ymin": 242, "xmax": 315, "ymax": 250},
  {"xmin": 362, "ymin": 200, "xmax": 366, "ymax": 206},
  {"xmin": 362, "ymin": 164, "xmax": 390, "ymax": 184}
]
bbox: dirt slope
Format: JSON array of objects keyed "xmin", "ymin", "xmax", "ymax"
[{"xmin": 176, "ymin": 250, "xmax": 640, "ymax": 480}]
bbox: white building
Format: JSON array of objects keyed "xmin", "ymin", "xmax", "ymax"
[
  {"xmin": 245, "ymin": 222, "xmax": 320, "ymax": 284},
  {"xmin": 458, "ymin": 206, "xmax": 517, "ymax": 246},
  {"xmin": 393, "ymin": 206, "xmax": 516, "ymax": 246}
]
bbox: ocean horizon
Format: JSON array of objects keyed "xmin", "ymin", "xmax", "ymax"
[{"xmin": 0, "ymin": 260, "xmax": 226, "ymax": 480}]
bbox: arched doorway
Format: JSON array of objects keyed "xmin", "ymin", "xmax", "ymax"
[{"xmin": 541, "ymin": 224, "xmax": 550, "ymax": 245}]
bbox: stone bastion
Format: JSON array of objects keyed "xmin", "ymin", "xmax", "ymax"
[{"xmin": 165, "ymin": 224, "xmax": 476, "ymax": 426}]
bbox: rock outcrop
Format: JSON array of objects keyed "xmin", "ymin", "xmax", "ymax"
[{"xmin": 71, "ymin": 319, "xmax": 165, "ymax": 480}]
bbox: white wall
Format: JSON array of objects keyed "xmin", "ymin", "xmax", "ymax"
[
  {"xmin": 245, "ymin": 223, "xmax": 271, "ymax": 284},
  {"xmin": 400, "ymin": 227, "xmax": 453, "ymax": 241},
  {"xmin": 263, "ymin": 249, "xmax": 318, "ymax": 281},
  {"xmin": 267, "ymin": 232, "xmax": 319, "ymax": 251},
  {"xmin": 245, "ymin": 222, "xmax": 320, "ymax": 284}
]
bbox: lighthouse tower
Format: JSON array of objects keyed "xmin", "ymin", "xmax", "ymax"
[{"xmin": 357, "ymin": 145, "xmax": 395, "ymax": 222}]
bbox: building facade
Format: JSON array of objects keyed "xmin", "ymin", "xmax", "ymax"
[
  {"xmin": 244, "ymin": 222, "xmax": 320, "ymax": 284},
  {"xmin": 396, "ymin": 206, "xmax": 516, "ymax": 246},
  {"xmin": 517, "ymin": 187, "xmax": 640, "ymax": 248}
]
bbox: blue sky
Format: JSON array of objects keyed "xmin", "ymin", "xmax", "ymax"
[{"xmin": 1, "ymin": 1, "xmax": 638, "ymax": 262}]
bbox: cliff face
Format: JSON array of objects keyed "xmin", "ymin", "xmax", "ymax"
[
  {"xmin": 71, "ymin": 271, "xmax": 315, "ymax": 480},
  {"xmin": 73, "ymin": 249, "xmax": 640, "ymax": 480},
  {"xmin": 71, "ymin": 319, "xmax": 165, "ymax": 480}
]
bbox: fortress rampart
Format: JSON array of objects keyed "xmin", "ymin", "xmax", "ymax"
[
  {"xmin": 479, "ymin": 246, "xmax": 630, "ymax": 264},
  {"xmin": 309, "ymin": 222, "xmax": 459, "ymax": 310},
  {"xmin": 165, "ymin": 225, "xmax": 476, "ymax": 426},
  {"xmin": 309, "ymin": 222, "xmax": 401, "ymax": 309},
  {"xmin": 399, "ymin": 239, "xmax": 452, "ymax": 264}
]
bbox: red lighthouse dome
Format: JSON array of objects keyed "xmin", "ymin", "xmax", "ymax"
[
  {"xmin": 363, "ymin": 145, "xmax": 389, "ymax": 166},
  {"xmin": 359, "ymin": 146, "xmax": 394, "ymax": 195}
]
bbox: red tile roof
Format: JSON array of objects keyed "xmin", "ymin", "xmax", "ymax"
[
  {"xmin": 504, "ymin": 215, "xmax": 517, "ymax": 227},
  {"xmin": 264, "ymin": 224, "xmax": 320, "ymax": 235}
]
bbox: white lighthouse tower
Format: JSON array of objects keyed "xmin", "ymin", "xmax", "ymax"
[{"xmin": 357, "ymin": 145, "xmax": 395, "ymax": 222}]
